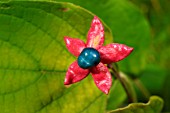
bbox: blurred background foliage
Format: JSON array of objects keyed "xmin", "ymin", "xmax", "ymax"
[
  {"xmin": 54, "ymin": 0, "xmax": 170, "ymax": 111},
  {"xmin": 0, "ymin": 0, "xmax": 170, "ymax": 112},
  {"xmin": 130, "ymin": 0, "xmax": 170, "ymax": 111}
]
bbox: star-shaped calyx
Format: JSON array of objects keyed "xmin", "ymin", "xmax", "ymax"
[{"xmin": 64, "ymin": 16, "xmax": 133, "ymax": 94}]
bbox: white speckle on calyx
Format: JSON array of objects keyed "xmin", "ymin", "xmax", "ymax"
[
  {"xmin": 66, "ymin": 39, "xmax": 70, "ymax": 45},
  {"xmin": 98, "ymin": 80, "xmax": 106, "ymax": 86}
]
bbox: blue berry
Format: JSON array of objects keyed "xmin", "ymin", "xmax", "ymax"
[{"xmin": 78, "ymin": 48, "xmax": 100, "ymax": 69}]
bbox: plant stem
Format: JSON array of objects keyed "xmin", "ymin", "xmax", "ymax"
[
  {"xmin": 134, "ymin": 78, "xmax": 151, "ymax": 100},
  {"xmin": 108, "ymin": 64, "xmax": 135, "ymax": 103},
  {"xmin": 151, "ymin": 0, "xmax": 163, "ymax": 15}
]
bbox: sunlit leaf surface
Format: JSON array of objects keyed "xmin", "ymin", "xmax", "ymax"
[{"xmin": 0, "ymin": 1, "xmax": 113, "ymax": 113}]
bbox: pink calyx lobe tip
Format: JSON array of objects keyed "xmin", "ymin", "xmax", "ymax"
[{"xmin": 87, "ymin": 16, "xmax": 104, "ymax": 49}]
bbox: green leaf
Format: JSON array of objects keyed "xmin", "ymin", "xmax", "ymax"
[
  {"xmin": 138, "ymin": 67, "xmax": 167, "ymax": 94},
  {"xmin": 108, "ymin": 96, "xmax": 164, "ymax": 113},
  {"xmin": 0, "ymin": 1, "xmax": 113, "ymax": 113},
  {"xmin": 52, "ymin": 0, "xmax": 151, "ymax": 74}
]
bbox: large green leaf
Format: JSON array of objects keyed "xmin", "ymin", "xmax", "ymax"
[
  {"xmin": 0, "ymin": 1, "xmax": 113, "ymax": 113},
  {"xmin": 108, "ymin": 96, "xmax": 164, "ymax": 113},
  {"xmin": 138, "ymin": 67, "xmax": 167, "ymax": 94}
]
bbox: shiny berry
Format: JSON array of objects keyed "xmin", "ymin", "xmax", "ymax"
[{"xmin": 78, "ymin": 48, "xmax": 100, "ymax": 69}]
